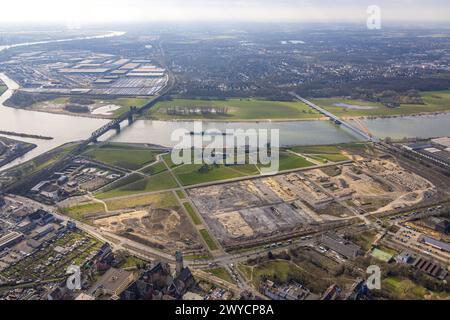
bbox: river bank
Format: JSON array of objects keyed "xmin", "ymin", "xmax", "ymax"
[
  {"xmin": 3, "ymin": 103, "xmax": 119, "ymax": 120},
  {"xmin": 0, "ymin": 136, "xmax": 37, "ymax": 169},
  {"xmin": 5, "ymin": 98, "xmax": 450, "ymax": 123},
  {"xmin": 0, "ymin": 30, "xmax": 449, "ymax": 170},
  {"xmin": 145, "ymin": 109, "xmax": 450, "ymax": 123}
]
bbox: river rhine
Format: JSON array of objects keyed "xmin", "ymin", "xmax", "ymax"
[{"xmin": 0, "ymin": 32, "xmax": 449, "ymax": 171}]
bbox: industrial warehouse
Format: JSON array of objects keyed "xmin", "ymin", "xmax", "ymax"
[
  {"xmin": 403, "ymin": 137, "xmax": 450, "ymax": 168},
  {"xmin": 1, "ymin": 50, "xmax": 167, "ymax": 97}
]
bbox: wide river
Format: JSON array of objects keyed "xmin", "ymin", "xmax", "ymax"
[{"xmin": 0, "ymin": 32, "xmax": 449, "ymax": 171}]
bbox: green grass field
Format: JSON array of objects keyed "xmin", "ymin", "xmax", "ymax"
[
  {"xmin": 59, "ymin": 202, "xmax": 105, "ymax": 223},
  {"xmin": 277, "ymin": 152, "xmax": 314, "ymax": 171},
  {"xmin": 309, "ymin": 153, "xmax": 349, "ymax": 162},
  {"xmin": 205, "ymin": 267, "xmax": 235, "ymax": 284},
  {"xmin": 176, "ymin": 190, "xmax": 186, "ymax": 199},
  {"xmin": 60, "ymin": 192, "xmax": 178, "ymax": 222},
  {"xmin": 311, "ymin": 92, "xmax": 450, "ymax": 118},
  {"xmin": 383, "ymin": 277, "xmax": 428, "ymax": 299},
  {"xmin": 162, "ymin": 153, "xmax": 180, "ymax": 168},
  {"xmin": 199, "ymin": 229, "xmax": 219, "ymax": 251},
  {"xmin": 104, "ymin": 192, "xmax": 179, "ymax": 210},
  {"xmin": 288, "ymin": 144, "xmax": 362, "ymax": 163},
  {"xmin": 370, "ymin": 248, "xmax": 394, "ymax": 262},
  {"xmin": 12, "ymin": 142, "xmax": 79, "ymax": 176},
  {"xmin": 352, "ymin": 230, "xmax": 378, "ymax": 251},
  {"xmin": 149, "ymin": 98, "xmax": 321, "ymax": 121},
  {"xmin": 140, "ymin": 161, "xmax": 167, "ymax": 175},
  {"xmin": 258, "ymin": 151, "xmax": 314, "ymax": 171},
  {"xmin": 0, "ymin": 85, "xmax": 7, "ymax": 95},
  {"xmin": 172, "ymin": 163, "xmax": 259, "ymax": 186},
  {"xmin": 244, "ymin": 260, "xmax": 304, "ymax": 286},
  {"xmin": 108, "ymin": 97, "xmax": 153, "ymax": 117},
  {"xmin": 289, "ymin": 145, "xmax": 344, "ymax": 154},
  {"xmin": 0, "ymin": 142, "xmax": 81, "ymax": 190},
  {"xmin": 119, "ymin": 256, "xmax": 149, "ymax": 269},
  {"xmin": 96, "ymin": 171, "xmax": 178, "ymax": 199},
  {"xmin": 32, "ymin": 96, "xmax": 152, "ymax": 117},
  {"xmin": 184, "ymin": 253, "xmax": 211, "ymax": 261},
  {"xmin": 183, "ymin": 202, "xmax": 202, "ymax": 225},
  {"xmin": 100, "ymin": 173, "xmax": 143, "ymax": 191},
  {"xmin": 169, "ymin": 149, "xmax": 315, "ymax": 186},
  {"xmin": 83, "ymin": 143, "xmax": 160, "ymax": 170}
]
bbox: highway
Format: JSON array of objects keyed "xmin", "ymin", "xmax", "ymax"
[{"xmin": 289, "ymin": 92, "xmax": 379, "ymax": 143}]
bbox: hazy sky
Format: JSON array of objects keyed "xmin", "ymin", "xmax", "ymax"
[{"xmin": 0, "ymin": 0, "xmax": 449, "ymax": 25}]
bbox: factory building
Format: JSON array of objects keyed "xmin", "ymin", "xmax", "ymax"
[
  {"xmin": 321, "ymin": 232, "xmax": 362, "ymax": 259},
  {"xmin": 0, "ymin": 231, "xmax": 24, "ymax": 251},
  {"xmin": 419, "ymin": 235, "xmax": 450, "ymax": 253},
  {"xmin": 404, "ymin": 138, "xmax": 450, "ymax": 168}
]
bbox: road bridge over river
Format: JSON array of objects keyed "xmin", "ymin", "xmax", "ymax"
[{"xmin": 290, "ymin": 92, "xmax": 379, "ymax": 143}]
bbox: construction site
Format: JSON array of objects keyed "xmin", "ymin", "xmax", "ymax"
[
  {"xmin": 92, "ymin": 206, "xmax": 205, "ymax": 255},
  {"xmin": 188, "ymin": 156, "xmax": 436, "ymax": 248}
]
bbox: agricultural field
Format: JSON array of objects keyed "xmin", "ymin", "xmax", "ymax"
[
  {"xmin": 148, "ymin": 98, "xmax": 321, "ymax": 121},
  {"xmin": 310, "ymin": 91, "xmax": 450, "ymax": 118}
]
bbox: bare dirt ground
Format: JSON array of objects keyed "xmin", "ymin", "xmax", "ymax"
[
  {"xmin": 188, "ymin": 156, "xmax": 436, "ymax": 247},
  {"xmin": 93, "ymin": 207, "xmax": 204, "ymax": 254}
]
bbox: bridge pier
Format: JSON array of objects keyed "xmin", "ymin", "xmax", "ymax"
[{"xmin": 128, "ymin": 106, "xmax": 137, "ymax": 125}]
